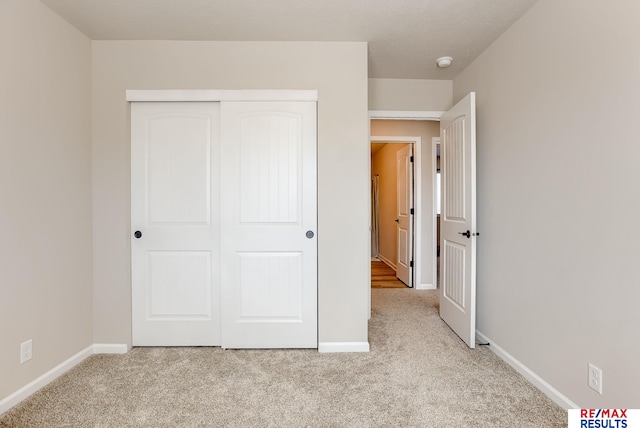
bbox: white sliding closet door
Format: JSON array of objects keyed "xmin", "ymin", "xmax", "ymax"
[
  {"xmin": 220, "ymin": 102, "xmax": 318, "ymax": 349},
  {"xmin": 131, "ymin": 102, "xmax": 221, "ymax": 346}
]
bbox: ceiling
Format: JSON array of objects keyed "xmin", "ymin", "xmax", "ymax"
[{"xmin": 40, "ymin": 0, "xmax": 538, "ymax": 80}]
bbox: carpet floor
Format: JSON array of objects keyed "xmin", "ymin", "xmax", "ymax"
[{"xmin": 0, "ymin": 290, "xmax": 566, "ymax": 427}]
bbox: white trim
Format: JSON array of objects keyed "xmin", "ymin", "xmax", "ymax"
[
  {"xmin": 371, "ymin": 136, "xmax": 421, "ymax": 288},
  {"xmin": 318, "ymin": 342, "xmax": 370, "ymax": 353},
  {"xmin": 0, "ymin": 345, "xmax": 93, "ymax": 416},
  {"xmin": 369, "ymin": 110, "xmax": 444, "ymax": 121},
  {"xmin": 377, "ymin": 254, "xmax": 397, "ymax": 271},
  {"xmin": 93, "ymin": 343, "xmax": 129, "ymax": 354},
  {"xmin": 126, "ymin": 89, "xmax": 318, "ymax": 102},
  {"xmin": 476, "ymin": 331, "xmax": 580, "ymax": 410},
  {"xmin": 371, "ymin": 136, "xmax": 422, "ymax": 143},
  {"xmin": 432, "ymin": 137, "xmax": 441, "ymax": 290},
  {"xmin": 416, "ymin": 283, "xmax": 436, "ymax": 290}
]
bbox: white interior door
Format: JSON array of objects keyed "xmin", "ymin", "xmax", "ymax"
[
  {"xmin": 131, "ymin": 102, "xmax": 221, "ymax": 346},
  {"xmin": 220, "ymin": 101, "xmax": 317, "ymax": 349},
  {"xmin": 439, "ymin": 92, "xmax": 477, "ymax": 348},
  {"xmin": 396, "ymin": 144, "xmax": 413, "ymax": 286}
]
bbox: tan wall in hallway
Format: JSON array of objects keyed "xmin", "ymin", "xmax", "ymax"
[{"xmin": 371, "ymin": 144, "xmax": 408, "ymax": 267}]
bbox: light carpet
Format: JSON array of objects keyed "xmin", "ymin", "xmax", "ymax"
[{"xmin": 0, "ymin": 290, "xmax": 566, "ymax": 427}]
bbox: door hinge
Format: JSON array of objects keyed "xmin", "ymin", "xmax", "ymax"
[
  {"xmin": 410, "ymin": 261, "xmax": 414, "ymax": 268},
  {"xmin": 410, "ymin": 208, "xmax": 414, "ymax": 215},
  {"xmin": 410, "ymin": 156, "xmax": 414, "ymax": 162}
]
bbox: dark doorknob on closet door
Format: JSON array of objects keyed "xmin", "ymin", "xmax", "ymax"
[
  {"xmin": 395, "ymin": 219, "xmax": 399, "ymax": 223},
  {"xmin": 458, "ymin": 230, "xmax": 471, "ymax": 239},
  {"xmin": 134, "ymin": 231, "xmax": 142, "ymax": 239}
]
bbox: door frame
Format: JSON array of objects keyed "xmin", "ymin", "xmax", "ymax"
[
  {"xmin": 369, "ymin": 111, "xmax": 444, "ymax": 276},
  {"xmin": 432, "ymin": 136, "xmax": 441, "ymax": 290},
  {"xmin": 370, "ymin": 136, "xmax": 419, "ymax": 287}
]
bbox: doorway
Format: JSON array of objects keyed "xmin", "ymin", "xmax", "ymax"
[
  {"xmin": 369, "ymin": 94, "xmax": 477, "ymax": 348},
  {"xmin": 370, "ymin": 138, "xmax": 416, "ymax": 287},
  {"xmin": 369, "ymin": 119, "xmax": 440, "ymax": 293}
]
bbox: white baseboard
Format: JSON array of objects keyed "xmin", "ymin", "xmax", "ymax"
[
  {"xmin": 93, "ymin": 343, "xmax": 129, "ymax": 354},
  {"xmin": 318, "ymin": 342, "xmax": 370, "ymax": 353},
  {"xmin": 377, "ymin": 255, "xmax": 396, "ymax": 271},
  {"xmin": 476, "ymin": 331, "xmax": 579, "ymax": 410},
  {"xmin": 416, "ymin": 283, "xmax": 436, "ymax": 290},
  {"xmin": 0, "ymin": 345, "xmax": 93, "ymax": 416},
  {"xmin": 0, "ymin": 343, "xmax": 130, "ymax": 416},
  {"xmin": 0, "ymin": 340, "xmax": 372, "ymax": 415}
]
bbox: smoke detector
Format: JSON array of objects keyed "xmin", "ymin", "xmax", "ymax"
[{"xmin": 436, "ymin": 56, "xmax": 453, "ymax": 68}]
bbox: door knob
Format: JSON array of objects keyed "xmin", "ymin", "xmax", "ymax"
[
  {"xmin": 458, "ymin": 230, "xmax": 471, "ymax": 239},
  {"xmin": 306, "ymin": 231, "xmax": 314, "ymax": 239},
  {"xmin": 134, "ymin": 230, "xmax": 142, "ymax": 239},
  {"xmin": 395, "ymin": 219, "xmax": 399, "ymax": 223}
]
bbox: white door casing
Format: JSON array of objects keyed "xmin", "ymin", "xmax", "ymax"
[
  {"xmin": 439, "ymin": 92, "xmax": 477, "ymax": 349},
  {"xmin": 220, "ymin": 101, "xmax": 318, "ymax": 349},
  {"xmin": 131, "ymin": 102, "xmax": 221, "ymax": 346},
  {"xmin": 396, "ymin": 144, "xmax": 413, "ymax": 286}
]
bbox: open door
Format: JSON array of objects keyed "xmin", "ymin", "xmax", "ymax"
[
  {"xmin": 396, "ymin": 144, "xmax": 413, "ymax": 286},
  {"xmin": 439, "ymin": 92, "xmax": 477, "ymax": 348}
]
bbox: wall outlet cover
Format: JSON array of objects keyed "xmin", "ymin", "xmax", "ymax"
[
  {"xmin": 20, "ymin": 339, "xmax": 32, "ymax": 364},
  {"xmin": 588, "ymin": 363, "xmax": 603, "ymax": 394}
]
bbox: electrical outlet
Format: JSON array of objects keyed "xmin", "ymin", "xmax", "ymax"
[
  {"xmin": 20, "ymin": 340, "xmax": 32, "ymax": 364},
  {"xmin": 588, "ymin": 363, "xmax": 603, "ymax": 394}
]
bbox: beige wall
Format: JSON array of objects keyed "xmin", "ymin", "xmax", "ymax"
[
  {"xmin": 454, "ymin": 0, "xmax": 640, "ymax": 407},
  {"xmin": 368, "ymin": 78, "xmax": 453, "ymax": 111},
  {"xmin": 370, "ymin": 120, "xmax": 440, "ymax": 287},
  {"xmin": 92, "ymin": 41, "xmax": 370, "ymax": 345},
  {"xmin": 371, "ymin": 144, "xmax": 407, "ymax": 266},
  {"xmin": 0, "ymin": 0, "xmax": 93, "ymax": 400}
]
